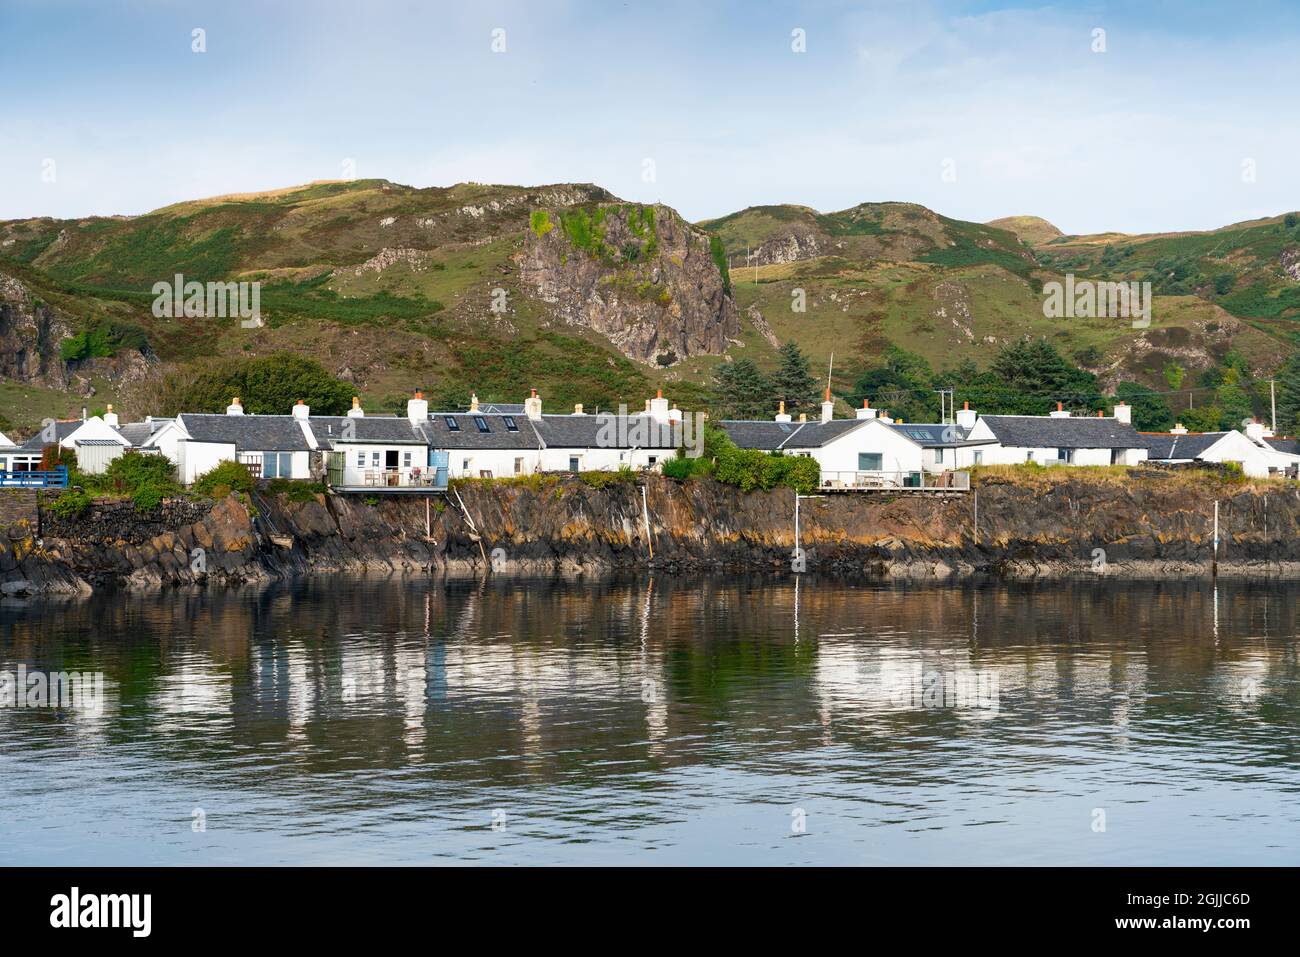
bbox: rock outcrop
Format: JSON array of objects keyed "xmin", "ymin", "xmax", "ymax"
[
  {"xmin": 518, "ymin": 203, "xmax": 739, "ymax": 364},
  {"xmin": 0, "ymin": 271, "xmax": 72, "ymax": 388},
  {"xmin": 5, "ymin": 470, "xmax": 1300, "ymax": 594}
]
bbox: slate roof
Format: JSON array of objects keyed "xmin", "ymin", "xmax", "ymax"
[
  {"xmin": 887, "ymin": 423, "xmax": 994, "ymax": 447},
  {"xmin": 979, "ymin": 415, "xmax": 1144, "ymax": 449},
  {"xmin": 422, "ymin": 413, "xmax": 541, "ymax": 450},
  {"xmin": 177, "ymin": 414, "xmax": 312, "ymax": 452},
  {"xmin": 1264, "ymin": 436, "xmax": 1300, "ymax": 455},
  {"xmin": 1141, "ymin": 432, "xmax": 1230, "ymax": 460},
  {"xmin": 720, "ymin": 419, "xmax": 871, "ymax": 450},
  {"xmin": 533, "ymin": 413, "xmax": 686, "ymax": 449},
  {"xmin": 114, "ymin": 421, "xmax": 163, "ymax": 447},
  {"xmin": 473, "ymin": 402, "xmax": 526, "ymax": 414},
  {"xmin": 16, "ymin": 420, "xmax": 81, "ymax": 451},
  {"xmin": 306, "ymin": 416, "xmax": 428, "ymax": 447}
]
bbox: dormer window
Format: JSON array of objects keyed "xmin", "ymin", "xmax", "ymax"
[
  {"xmin": 503, "ymin": 416, "xmax": 518, "ymax": 432},
  {"xmin": 474, "ymin": 416, "xmax": 490, "ymax": 433},
  {"xmin": 445, "ymin": 417, "xmax": 460, "ymax": 431}
]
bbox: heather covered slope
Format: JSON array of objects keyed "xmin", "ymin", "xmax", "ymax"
[{"xmin": 0, "ymin": 178, "xmax": 1296, "ymax": 428}]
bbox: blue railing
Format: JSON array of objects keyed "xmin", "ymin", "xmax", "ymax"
[{"xmin": 0, "ymin": 467, "xmax": 68, "ymax": 489}]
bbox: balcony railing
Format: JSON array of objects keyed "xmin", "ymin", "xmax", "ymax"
[
  {"xmin": 0, "ymin": 467, "xmax": 69, "ymax": 489},
  {"xmin": 820, "ymin": 469, "xmax": 970, "ymax": 491},
  {"xmin": 356, "ymin": 468, "xmax": 443, "ymax": 489}
]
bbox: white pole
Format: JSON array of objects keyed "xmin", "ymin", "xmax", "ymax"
[
  {"xmin": 641, "ymin": 484, "xmax": 653, "ymax": 561},
  {"xmin": 1213, "ymin": 499, "xmax": 1219, "ymax": 576},
  {"xmin": 1271, "ymin": 379, "xmax": 1277, "ymax": 433}
]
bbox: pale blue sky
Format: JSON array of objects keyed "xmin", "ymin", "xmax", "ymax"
[{"xmin": 2, "ymin": 0, "xmax": 1297, "ymax": 233}]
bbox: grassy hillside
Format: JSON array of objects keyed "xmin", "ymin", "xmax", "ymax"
[{"xmin": 2, "ymin": 179, "xmax": 1297, "ymax": 427}]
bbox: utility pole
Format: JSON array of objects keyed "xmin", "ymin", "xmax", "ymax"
[{"xmin": 1270, "ymin": 378, "xmax": 1277, "ymax": 433}]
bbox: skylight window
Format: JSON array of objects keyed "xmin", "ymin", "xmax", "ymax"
[
  {"xmin": 445, "ymin": 417, "xmax": 460, "ymax": 431},
  {"xmin": 503, "ymin": 416, "xmax": 518, "ymax": 432},
  {"xmin": 474, "ymin": 416, "xmax": 490, "ymax": 433}
]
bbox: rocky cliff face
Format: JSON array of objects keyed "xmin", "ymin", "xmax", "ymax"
[
  {"xmin": 518, "ymin": 203, "xmax": 739, "ymax": 365},
  {"xmin": 3, "ymin": 470, "xmax": 1300, "ymax": 594},
  {"xmin": 0, "ymin": 271, "xmax": 72, "ymax": 389}
]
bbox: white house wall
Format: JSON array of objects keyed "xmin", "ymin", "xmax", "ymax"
[
  {"xmin": 811, "ymin": 421, "xmax": 924, "ymax": 477},
  {"xmin": 177, "ymin": 440, "xmax": 237, "ymax": 485}
]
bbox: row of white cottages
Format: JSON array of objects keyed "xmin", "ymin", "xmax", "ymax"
[{"xmin": 4, "ymin": 389, "xmax": 1298, "ymax": 489}]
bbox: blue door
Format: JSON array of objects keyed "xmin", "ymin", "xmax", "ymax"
[{"xmin": 428, "ymin": 450, "xmax": 449, "ymax": 489}]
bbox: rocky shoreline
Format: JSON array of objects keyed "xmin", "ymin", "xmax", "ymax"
[{"xmin": 2, "ymin": 470, "xmax": 1298, "ymax": 594}]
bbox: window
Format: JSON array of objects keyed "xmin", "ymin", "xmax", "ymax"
[
  {"xmin": 503, "ymin": 416, "xmax": 518, "ymax": 432},
  {"xmin": 403, "ymin": 451, "xmax": 412, "ymax": 468},
  {"xmin": 445, "ymin": 417, "xmax": 460, "ymax": 431},
  {"xmin": 569, "ymin": 456, "xmax": 580, "ymax": 473},
  {"xmin": 356, "ymin": 451, "xmax": 366, "ymax": 467},
  {"xmin": 648, "ymin": 456, "xmax": 657, "ymax": 467},
  {"xmin": 935, "ymin": 447, "xmax": 945, "ymax": 464},
  {"xmin": 1026, "ymin": 451, "xmax": 1035, "ymax": 462},
  {"xmin": 858, "ymin": 452, "xmax": 883, "ymax": 471},
  {"xmin": 973, "ymin": 450, "xmax": 983, "ymax": 465},
  {"xmin": 514, "ymin": 457, "xmax": 524, "ymax": 475},
  {"xmin": 474, "ymin": 416, "xmax": 490, "ymax": 433},
  {"xmin": 1058, "ymin": 448, "xmax": 1074, "ymax": 463},
  {"xmin": 462, "ymin": 459, "xmax": 470, "ymax": 472},
  {"xmin": 371, "ymin": 452, "xmax": 380, "ymax": 467},
  {"xmin": 264, "ymin": 452, "xmax": 292, "ymax": 479}
]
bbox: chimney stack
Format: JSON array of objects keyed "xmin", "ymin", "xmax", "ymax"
[
  {"xmin": 776, "ymin": 400, "xmax": 792, "ymax": 423},
  {"xmin": 1112, "ymin": 401, "xmax": 1132, "ymax": 425},
  {"xmin": 573, "ymin": 403, "xmax": 585, "ymax": 415},
  {"xmin": 667, "ymin": 400, "xmax": 683, "ymax": 423},
  {"xmin": 524, "ymin": 388, "xmax": 542, "ymax": 421},
  {"xmin": 1049, "ymin": 401, "xmax": 1070, "ymax": 419},
  {"xmin": 955, "ymin": 401, "xmax": 977, "ymax": 430},
  {"xmin": 348, "ymin": 396, "xmax": 365, "ymax": 418},
  {"xmin": 103, "ymin": 404, "xmax": 119, "ymax": 428},
  {"xmin": 407, "ymin": 390, "xmax": 429, "ymax": 425},
  {"xmin": 469, "ymin": 392, "xmax": 480, "ymax": 413},
  {"xmin": 798, "ymin": 413, "xmax": 807, "ymax": 423},
  {"xmin": 292, "ymin": 399, "xmax": 310, "ymax": 419},
  {"xmin": 649, "ymin": 389, "xmax": 670, "ymax": 421},
  {"xmin": 226, "ymin": 397, "xmax": 244, "ymax": 416},
  {"xmin": 821, "ymin": 387, "xmax": 834, "ymax": 424},
  {"xmin": 1245, "ymin": 417, "xmax": 1266, "ymax": 441},
  {"xmin": 1171, "ymin": 422, "xmax": 1188, "ymax": 435},
  {"xmin": 856, "ymin": 399, "xmax": 878, "ymax": 420}
]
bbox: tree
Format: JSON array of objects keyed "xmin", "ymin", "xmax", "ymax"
[
  {"xmin": 126, "ymin": 353, "xmax": 355, "ymax": 417},
  {"xmin": 1274, "ymin": 352, "xmax": 1300, "ymax": 434},
  {"xmin": 769, "ymin": 341, "xmax": 820, "ymax": 417},
  {"xmin": 711, "ymin": 358, "xmax": 772, "ymax": 419},
  {"xmin": 1115, "ymin": 381, "xmax": 1174, "ymax": 431},
  {"xmin": 850, "ymin": 346, "xmax": 937, "ymax": 421}
]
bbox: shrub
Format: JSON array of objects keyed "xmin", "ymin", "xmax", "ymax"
[
  {"xmin": 131, "ymin": 483, "xmax": 165, "ymax": 511},
  {"xmin": 266, "ymin": 477, "xmax": 325, "ymax": 502},
  {"xmin": 46, "ymin": 488, "xmax": 93, "ymax": 518},
  {"xmin": 578, "ymin": 468, "xmax": 638, "ymax": 489},
  {"xmin": 104, "ymin": 449, "xmax": 178, "ymax": 491},
  {"xmin": 661, "ymin": 455, "xmax": 694, "ymax": 480},
  {"xmin": 192, "ymin": 460, "xmax": 254, "ymax": 497}
]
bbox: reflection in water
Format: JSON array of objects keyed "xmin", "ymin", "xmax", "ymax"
[{"xmin": 1, "ymin": 576, "xmax": 1297, "ymax": 865}]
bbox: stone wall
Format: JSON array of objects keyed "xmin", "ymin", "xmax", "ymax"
[
  {"xmin": 0, "ymin": 489, "xmax": 38, "ymax": 531},
  {"xmin": 41, "ymin": 497, "xmax": 215, "ymax": 545}
]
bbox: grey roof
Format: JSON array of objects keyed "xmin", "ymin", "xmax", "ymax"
[
  {"xmin": 1141, "ymin": 432, "xmax": 1229, "ymax": 460},
  {"xmin": 423, "ymin": 413, "xmax": 541, "ymax": 450},
  {"xmin": 473, "ymin": 402, "xmax": 525, "ymax": 414},
  {"xmin": 720, "ymin": 418, "xmax": 869, "ymax": 450},
  {"xmin": 114, "ymin": 421, "xmax": 161, "ymax": 447},
  {"xmin": 178, "ymin": 414, "xmax": 311, "ymax": 452},
  {"xmin": 1265, "ymin": 437, "xmax": 1300, "ymax": 455},
  {"xmin": 305, "ymin": 416, "xmax": 427, "ymax": 447},
  {"xmin": 533, "ymin": 413, "xmax": 685, "ymax": 449},
  {"xmin": 75, "ymin": 438, "xmax": 127, "ymax": 446},
  {"xmin": 979, "ymin": 415, "xmax": 1144, "ymax": 450},
  {"xmin": 17, "ymin": 420, "xmax": 81, "ymax": 451},
  {"xmin": 887, "ymin": 423, "xmax": 994, "ymax": 447}
]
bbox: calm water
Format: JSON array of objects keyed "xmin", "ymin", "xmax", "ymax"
[{"xmin": 1, "ymin": 575, "xmax": 1297, "ymax": 865}]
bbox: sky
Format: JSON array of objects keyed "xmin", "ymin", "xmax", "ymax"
[{"xmin": 2, "ymin": 0, "xmax": 1298, "ymax": 234}]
